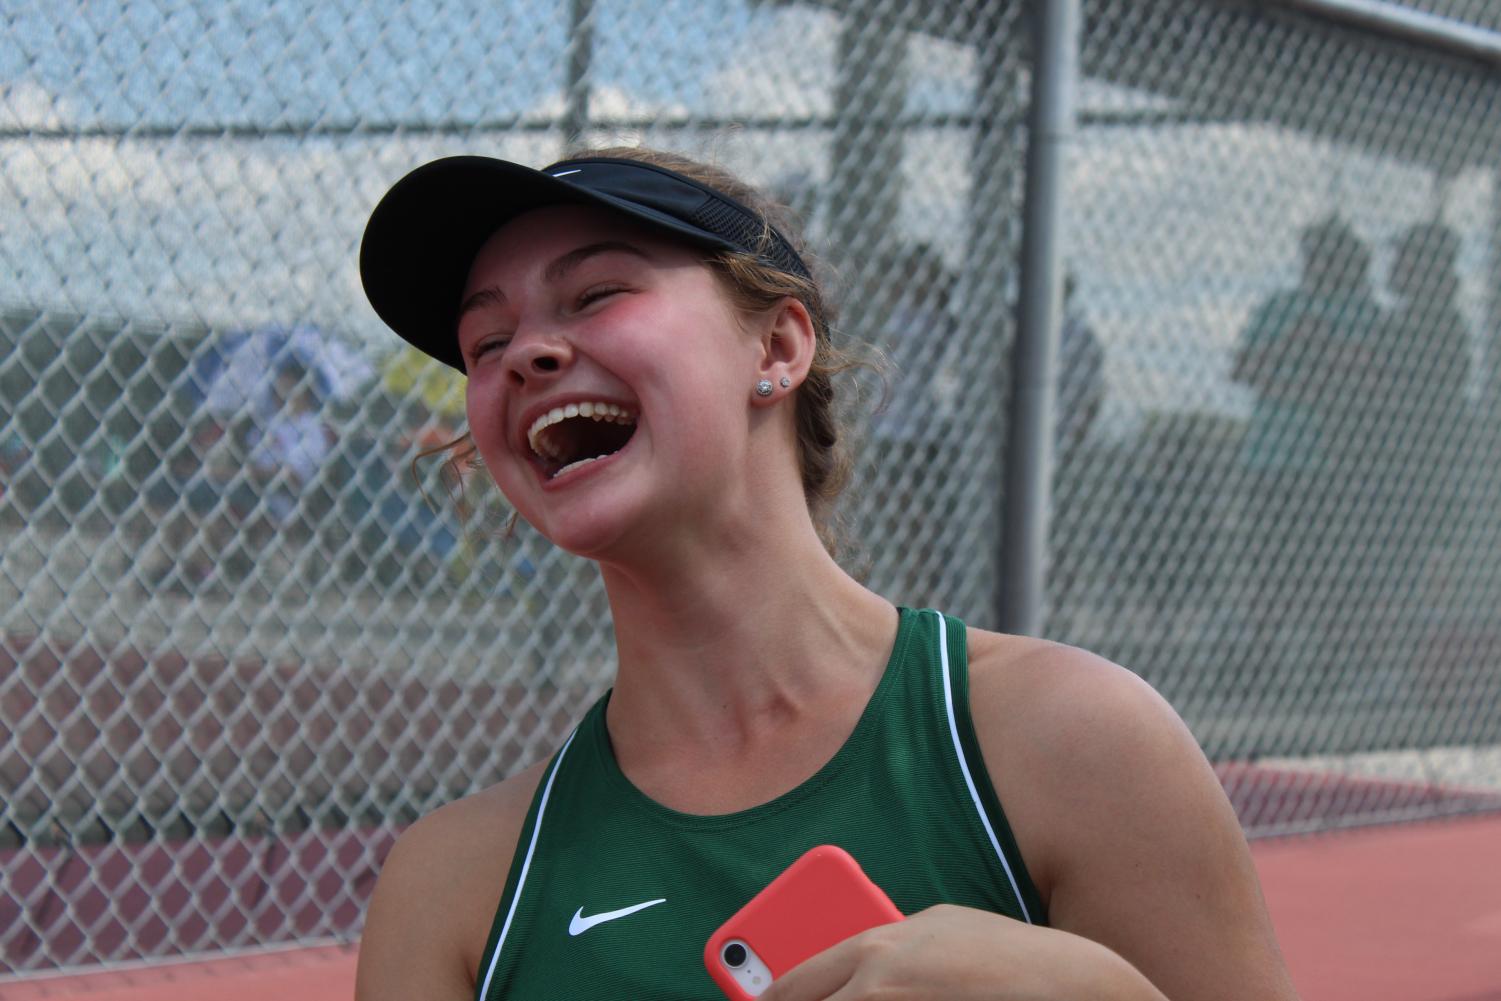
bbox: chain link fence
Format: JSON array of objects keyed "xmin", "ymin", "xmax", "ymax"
[{"xmin": 2, "ymin": 0, "xmax": 1499, "ymax": 977}]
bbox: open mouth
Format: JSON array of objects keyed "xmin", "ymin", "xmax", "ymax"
[{"xmin": 526, "ymin": 401, "xmax": 638, "ymax": 480}]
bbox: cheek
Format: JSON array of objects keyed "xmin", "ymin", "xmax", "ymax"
[{"xmin": 464, "ymin": 380, "xmax": 511, "ymax": 472}]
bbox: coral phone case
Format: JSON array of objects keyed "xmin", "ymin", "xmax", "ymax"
[{"xmin": 704, "ymin": 845, "xmax": 904, "ymax": 1000}]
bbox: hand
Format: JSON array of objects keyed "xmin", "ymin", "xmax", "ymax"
[{"xmin": 757, "ymin": 904, "xmax": 1161, "ymax": 1001}]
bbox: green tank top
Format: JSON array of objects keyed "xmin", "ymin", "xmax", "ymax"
[{"xmin": 474, "ymin": 607, "xmax": 1046, "ymax": 1000}]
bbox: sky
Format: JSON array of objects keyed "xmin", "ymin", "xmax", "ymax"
[{"xmin": 0, "ymin": 0, "xmax": 1494, "ymax": 432}]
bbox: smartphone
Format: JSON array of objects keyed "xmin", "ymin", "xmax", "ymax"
[{"xmin": 704, "ymin": 845, "xmax": 904, "ymax": 1000}]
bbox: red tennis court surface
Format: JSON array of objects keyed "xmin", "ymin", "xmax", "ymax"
[
  {"xmin": 0, "ymin": 943, "xmax": 357, "ymax": 1001},
  {"xmin": 7, "ymin": 813, "xmax": 1499, "ymax": 1001},
  {"xmin": 3, "ymin": 792, "xmax": 1499, "ymax": 1001}
]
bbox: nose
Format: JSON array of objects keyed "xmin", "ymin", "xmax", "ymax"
[{"xmin": 504, "ymin": 329, "xmax": 574, "ymax": 389}]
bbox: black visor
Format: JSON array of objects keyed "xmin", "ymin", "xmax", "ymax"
[{"xmin": 359, "ymin": 155, "xmax": 811, "ymax": 372}]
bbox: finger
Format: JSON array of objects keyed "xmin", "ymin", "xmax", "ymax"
[{"xmin": 757, "ymin": 938, "xmax": 861, "ymax": 1001}]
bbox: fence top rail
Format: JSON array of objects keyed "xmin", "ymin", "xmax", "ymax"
[{"xmin": 1263, "ymin": 0, "xmax": 1501, "ymax": 66}]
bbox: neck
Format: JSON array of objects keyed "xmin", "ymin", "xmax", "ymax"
[{"xmin": 596, "ymin": 505, "xmax": 897, "ymax": 760}]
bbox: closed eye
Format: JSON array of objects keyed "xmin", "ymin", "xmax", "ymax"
[
  {"xmin": 471, "ymin": 334, "xmax": 511, "ymax": 359},
  {"xmin": 576, "ymin": 284, "xmax": 627, "ymax": 310}
]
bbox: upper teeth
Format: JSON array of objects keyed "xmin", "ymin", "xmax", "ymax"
[{"xmin": 526, "ymin": 401, "xmax": 635, "ymax": 458}]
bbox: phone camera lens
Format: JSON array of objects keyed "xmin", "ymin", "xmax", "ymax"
[{"xmin": 723, "ymin": 942, "xmax": 748, "ymax": 969}]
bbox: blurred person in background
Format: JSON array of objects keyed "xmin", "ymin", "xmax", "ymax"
[
  {"xmin": 354, "ymin": 147, "xmax": 1297, "ymax": 1001},
  {"xmin": 1057, "ymin": 271, "xmax": 1104, "ymax": 463},
  {"xmin": 243, "ymin": 360, "xmax": 333, "ymax": 549},
  {"xmin": 143, "ymin": 415, "xmax": 245, "ymax": 592},
  {"xmin": 866, "ymin": 242, "xmax": 958, "ymax": 606},
  {"xmin": 1369, "ymin": 222, "xmax": 1473, "ymax": 631},
  {"xmin": 1048, "ymin": 270, "xmax": 1106, "ymax": 601},
  {"xmin": 0, "ymin": 429, "xmax": 30, "ymax": 502},
  {"xmin": 1232, "ymin": 217, "xmax": 1381, "ymax": 660}
]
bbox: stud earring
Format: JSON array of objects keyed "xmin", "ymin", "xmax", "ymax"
[
  {"xmin": 779, "ymin": 376, "xmax": 791, "ymax": 389},
  {"xmin": 755, "ymin": 379, "xmax": 774, "ymax": 397}
]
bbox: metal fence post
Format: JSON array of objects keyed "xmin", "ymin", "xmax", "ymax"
[
  {"xmin": 563, "ymin": 0, "xmax": 596, "ymax": 146},
  {"xmin": 998, "ymin": 0, "xmax": 1080, "ymax": 636}
]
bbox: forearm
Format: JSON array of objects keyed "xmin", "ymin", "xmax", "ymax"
[
  {"xmin": 763, "ymin": 903, "xmax": 1174, "ymax": 1001},
  {"xmin": 1051, "ymin": 930, "xmax": 1170, "ymax": 1001}
]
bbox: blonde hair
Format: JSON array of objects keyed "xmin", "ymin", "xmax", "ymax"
[{"xmin": 420, "ymin": 145, "xmax": 876, "ymax": 557}]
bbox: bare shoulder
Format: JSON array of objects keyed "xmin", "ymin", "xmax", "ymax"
[
  {"xmin": 354, "ymin": 758, "xmax": 551, "ymax": 1001},
  {"xmin": 963, "ymin": 628, "xmax": 1198, "ymax": 877},
  {"xmin": 965, "ymin": 626, "xmax": 1171, "ymax": 726},
  {"xmin": 964, "ymin": 628, "xmax": 1207, "ymax": 797},
  {"xmin": 963, "ymin": 626, "xmax": 1298, "ymax": 1001}
]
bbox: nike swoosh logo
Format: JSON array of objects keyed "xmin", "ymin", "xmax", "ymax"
[{"xmin": 568, "ymin": 898, "xmax": 667, "ymax": 936}]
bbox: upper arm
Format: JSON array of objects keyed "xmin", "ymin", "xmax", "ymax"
[
  {"xmin": 967, "ymin": 632, "xmax": 1298, "ymax": 1001},
  {"xmin": 354, "ymin": 763, "xmax": 547, "ymax": 1001}
]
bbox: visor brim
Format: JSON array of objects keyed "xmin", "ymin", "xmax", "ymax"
[{"xmin": 359, "ymin": 156, "xmax": 737, "ymax": 372}]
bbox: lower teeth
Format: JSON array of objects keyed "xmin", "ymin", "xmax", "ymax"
[{"xmin": 552, "ymin": 455, "xmax": 603, "ymax": 479}]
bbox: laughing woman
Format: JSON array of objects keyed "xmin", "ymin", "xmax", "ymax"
[{"xmin": 353, "ymin": 148, "xmax": 1298, "ymax": 1001}]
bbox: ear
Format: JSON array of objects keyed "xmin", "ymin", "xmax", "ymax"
[{"xmin": 752, "ymin": 297, "xmax": 816, "ymax": 405}]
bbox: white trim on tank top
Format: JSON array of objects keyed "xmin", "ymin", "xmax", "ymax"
[
  {"xmin": 477, "ymin": 612, "xmax": 1030, "ymax": 1000},
  {"xmin": 933, "ymin": 609, "xmax": 1034, "ymax": 925},
  {"xmin": 476, "ymin": 725, "xmax": 580, "ymax": 1001}
]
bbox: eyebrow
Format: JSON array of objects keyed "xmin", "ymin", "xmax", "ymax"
[
  {"xmin": 544, "ymin": 240, "xmax": 652, "ymax": 283},
  {"xmin": 457, "ymin": 240, "xmax": 653, "ymax": 320}
]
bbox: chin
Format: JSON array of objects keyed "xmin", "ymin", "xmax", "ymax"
[
  {"xmin": 505, "ymin": 455, "xmax": 693, "ymax": 565},
  {"xmin": 558, "ymin": 503, "xmax": 700, "ymax": 572},
  {"xmin": 529, "ymin": 493, "xmax": 648, "ymax": 563},
  {"xmin": 545, "ymin": 524, "xmax": 628, "ymax": 562}
]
